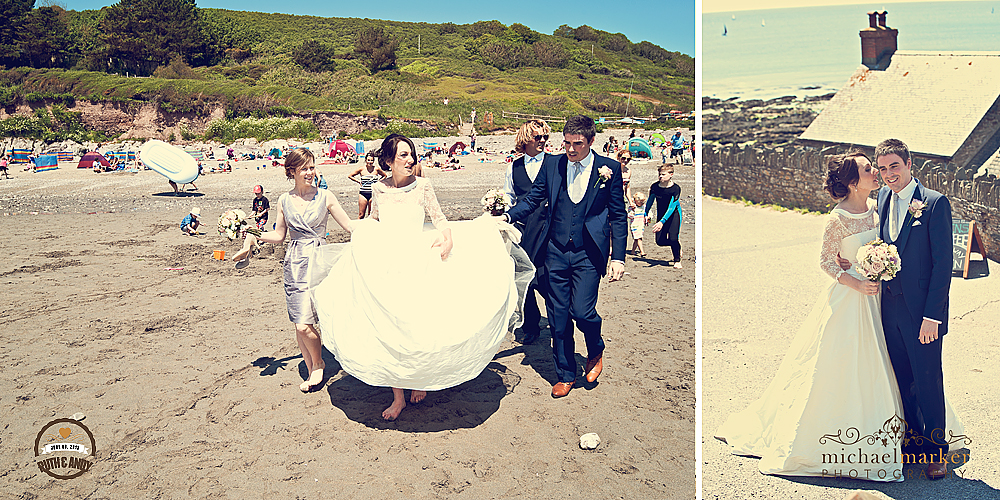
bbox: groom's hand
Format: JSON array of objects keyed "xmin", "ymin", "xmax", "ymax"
[
  {"xmin": 919, "ymin": 319, "xmax": 940, "ymax": 344},
  {"xmin": 608, "ymin": 261, "xmax": 625, "ymax": 282}
]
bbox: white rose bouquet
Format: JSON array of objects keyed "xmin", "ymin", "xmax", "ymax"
[
  {"xmin": 218, "ymin": 209, "xmax": 261, "ymax": 241},
  {"xmin": 855, "ymin": 239, "xmax": 901, "ymax": 282},
  {"xmin": 481, "ymin": 188, "xmax": 512, "ymax": 216}
]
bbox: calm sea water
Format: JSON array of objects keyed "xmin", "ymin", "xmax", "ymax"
[{"xmin": 703, "ymin": 1, "xmax": 1000, "ymax": 100}]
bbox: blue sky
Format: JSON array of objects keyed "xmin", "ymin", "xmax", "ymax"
[{"xmin": 61, "ymin": 0, "xmax": 695, "ymax": 55}]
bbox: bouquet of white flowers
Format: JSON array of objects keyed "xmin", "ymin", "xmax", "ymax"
[
  {"xmin": 855, "ymin": 239, "xmax": 901, "ymax": 282},
  {"xmin": 218, "ymin": 209, "xmax": 261, "ymax": 241},
  {"xmin": 481, "ymin": 188, "xmax": 512, "ymax": 216}
]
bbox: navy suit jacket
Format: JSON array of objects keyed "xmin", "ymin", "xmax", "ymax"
[
  {"xmin": 878, "ymin": 180, "xmax": 952, "ymax": 335},
  {"xmin": 507, "ymin": 151, "xmax": 628, "ymax": 275}
]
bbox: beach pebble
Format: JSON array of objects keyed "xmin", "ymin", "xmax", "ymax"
[
  {"xmin": 71, "ymin": 412, "xmax": 86, "ymax": 421},
  {"xmin": 579, "ymin": 433, "xmax": 601, "ymax": 450}
]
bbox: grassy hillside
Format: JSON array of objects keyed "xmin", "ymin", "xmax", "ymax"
[{"xmin": 1, "ymin": 7, "xmax": 693, "ymax": 140}]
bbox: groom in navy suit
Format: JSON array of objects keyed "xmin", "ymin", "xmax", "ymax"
[
  {"xmin": 504, "ymin": 115, "xmax": 628, "ymax": 398},
  {"xmin": 875, "ymin": 138, "xmax": 952, "ymax": 480}
]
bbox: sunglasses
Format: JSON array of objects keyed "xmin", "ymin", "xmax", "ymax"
[{"xmin": 533, "ymin": 134, "xmax": 549, "ymax": 141}]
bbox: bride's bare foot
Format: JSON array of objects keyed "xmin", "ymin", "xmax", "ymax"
[
  {"xmin": 382, "ymin": 388, "xmax": 406, "ymax": 420},
  {"xmin": 299, "ymin": 366, "xmax": 325, "ymax": 393},
  {"xmin": 410, "ymin": 390, "xmax": 426, "ymax": 404}
]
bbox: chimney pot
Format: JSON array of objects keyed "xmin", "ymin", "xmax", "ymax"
[{"xmin": 860, "ymin": 11, "xmax": 897, "ymax": 70}]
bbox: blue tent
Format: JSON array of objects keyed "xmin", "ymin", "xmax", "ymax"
[{"xmin": 628, "ymin": 138, "xmax": 652, "ymax": 158}]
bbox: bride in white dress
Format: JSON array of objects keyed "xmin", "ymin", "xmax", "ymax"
[
  {"xmin": 311, "ymin": 134, "xmax": 525, "ymax": 420},
  {"xmin": 715, "ymin": 151, "xmax": 962, "ymax": 481}
]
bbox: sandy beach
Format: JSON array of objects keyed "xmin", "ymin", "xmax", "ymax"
[{"xmin": 0, "ymin": 133, "xmax": 694, "ymax": 499}]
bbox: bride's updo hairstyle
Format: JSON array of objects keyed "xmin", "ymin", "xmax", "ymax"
[
  {"xmin": 824, "ymin": 150, "xmax": 869, "ymax": 199},
  {"xmin": 284, "ymin": 147, "xmax": 315, "ymax": 179},
  {"xmin": 378, "ymin": 134, "xmax": 417, "ymax": 171}
]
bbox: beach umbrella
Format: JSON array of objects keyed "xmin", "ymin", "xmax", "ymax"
[
  {"xmin": 628, "ymin": 138, "xmax": 652, "ymax": 158},
  {"xmin": 77, "ymin": 151, "xmax": 111, "ymax": 169},
  {"xmin": 329, "ymin": 140, "xmax": 353, "ymax": 156}
]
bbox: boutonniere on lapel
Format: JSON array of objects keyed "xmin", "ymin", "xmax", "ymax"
[
  {"xmin": 594, "ymin": 166, "xmax": 613, "ymax": 188},
  {"xmin": 908, "ymin": 199, "xmax": 927, "ymax": 219}
]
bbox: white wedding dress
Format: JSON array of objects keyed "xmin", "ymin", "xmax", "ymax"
[
  {"xmin": 310, "ymin": 177, "xmax": 529, "ymax": 391},
  {"xmin": 716, "ymin": 200, "xmax": 963, "ymax": 482}
]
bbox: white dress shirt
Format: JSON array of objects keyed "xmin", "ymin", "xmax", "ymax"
[
  {"xmin": 567, "ymin": 151, "xmax": 595, "ymax": 204},
  {"xmin": 889, "ymin": 178, "xmax": 917, "ymax": 242},
  {"xmin": 504, "ymin": 152, "xmax": 545, "ymax": 204}
]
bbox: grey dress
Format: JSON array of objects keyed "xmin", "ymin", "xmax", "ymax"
[{"xmin": 280, "ymin": 189, "xmax": 330, "ymax": 323}]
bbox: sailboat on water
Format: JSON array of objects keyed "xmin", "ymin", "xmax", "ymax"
[
  {"xmin": 761, "ymin": 19, "xmax": 766, "ymax": 27},
  {"xmin": 723, "ymin": 25, "xmax": 727, "ymax": 36}
]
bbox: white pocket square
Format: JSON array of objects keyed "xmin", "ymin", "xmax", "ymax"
[{"xmin": 912, "ymin": 220, "xmax": 922, "ymax": 227}]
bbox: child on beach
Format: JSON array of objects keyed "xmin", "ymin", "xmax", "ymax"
[
  {"xmin": 629, "ymin": 191, "xmax": 648, "ymax": 257},
  {"xmin": 181, "ymin": 207, "xmax": 201, "ymax": 235},
  {"xmin": 646, "ymin": 164, "xmax": 683, "ymax": 267},
  {"xmin": 251, "ymin": 185, "xmax": 270, "ymax": 230}
]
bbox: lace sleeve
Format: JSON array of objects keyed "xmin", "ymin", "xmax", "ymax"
[
  {"xmin": 421, "ymin": 178, "xmax": 448, "ymax": 229},
  {"xmin": 820, "ymin": 214, "xmax": 847, "ymax": 280},
  {"xmin": 370, "ymin": 183, "xmax": 380, "ymax": 221}
]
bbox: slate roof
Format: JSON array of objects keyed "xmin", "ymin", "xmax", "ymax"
[{"xmin": 799, "ymin": 51, "xmax": 1000, "ymax": 158}]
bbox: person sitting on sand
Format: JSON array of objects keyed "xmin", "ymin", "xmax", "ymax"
[
  {"xmin": 0, "ymin": 155, "xmax": 9, "ymax": 179},
  {"xmin": 181, "ymin": 207, "xmax": 201, "ymax": 235}
]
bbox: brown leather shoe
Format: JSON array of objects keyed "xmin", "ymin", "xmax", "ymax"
[
  {"xmin": 551, "ymin": 381, "xmax": 574, "ymax": 398},
  {"xmin": 927, "ymin": 461, "xmax": 947, "ymax": 480},
  {"xmin": 585, "ymin": 354, "xmax": 603, "ymax": 383}
]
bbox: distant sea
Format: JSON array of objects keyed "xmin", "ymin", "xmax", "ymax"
[{"xmin": 703, "ymin": 1, "xmax": 1000, "ymax": 101}]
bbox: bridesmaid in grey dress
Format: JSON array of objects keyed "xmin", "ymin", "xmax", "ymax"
[{"xmin": 233, "ymin": 148, "xmax": 354, "ymax": 392}]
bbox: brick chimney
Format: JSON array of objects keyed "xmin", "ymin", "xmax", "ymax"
[{"xmin": 860, "ymin": 10, "xmax": 897, "ymax": 70}]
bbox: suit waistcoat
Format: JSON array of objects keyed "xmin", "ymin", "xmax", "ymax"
[
  {"xmin": 512, "ymin": 160, "xmax": 533, "ymax": 198},
  {"xmin": 551, "ymin": 177, "xmax": 587, "ymax": 248}
]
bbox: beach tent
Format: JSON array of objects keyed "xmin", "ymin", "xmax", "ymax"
[
  {"xmin": 269, "ymin": 148, "xmax": 282, "ymax": 158},
  {"xmin": 628, "ymin": 138, "xmax": 652, "ymax": 158},
  {"xmin": 35, "ymin": 155, "xmax": 58, "ymax": 172},
  {"xmin": 77, "ymin": 152, "xmax": 111, "ymax": 169},
  {"xmin": 11, "ymin": 148, "xmax": 30, "ymax": 164},
  {"xmin": 449, "ymin": 142, "xmax": 467, "ymax": 155},
  {"xmin": 328, "ymin": 140, "xmax": 352, "ymax": 157},
  {"xmin": 650, "ymin": 133, "xmax": 667, "ymax": 145}
]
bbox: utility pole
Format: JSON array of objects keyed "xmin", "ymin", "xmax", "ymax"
[{"xmin": 418, "ymin": 34, "xmax": 421, "ymax": 54}]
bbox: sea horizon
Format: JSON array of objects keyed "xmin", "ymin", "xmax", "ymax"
[{"xmin": 703, "ymin": 1, "xmax": 1000, "ymax": 101}]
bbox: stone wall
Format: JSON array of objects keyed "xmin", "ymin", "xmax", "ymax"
[{"xmin": 704, "ymin": 143, "xmax": 1000, "ymax": 261}]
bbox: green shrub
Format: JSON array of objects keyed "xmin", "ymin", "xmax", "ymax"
[{"xmin": 203, "ymin": 116, "xmax": 319, "ymax": 142}]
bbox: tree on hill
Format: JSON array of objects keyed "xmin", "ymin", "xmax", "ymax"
[
  {"xmin": 0, "ymin": 0, "xmax": 35, "ymax": 67},
  {"xmin": 17, "ymin": 6, "xmax": 72, "ymax": 68},
  {"xmin": 293, "ymin": 39, "xmax": 337, "ymax": 72},
  {"xmin": 100, "ymin": 0, "xmax": 220, "ymax": 75},
  {"xmin": 354, "ymin": 26, "xmax": 398, "ymax": 73}
]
